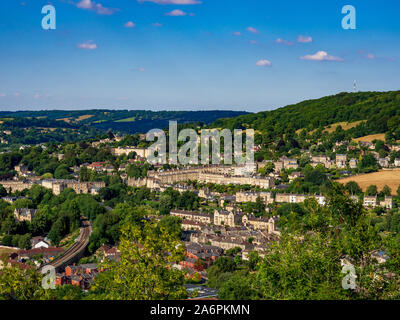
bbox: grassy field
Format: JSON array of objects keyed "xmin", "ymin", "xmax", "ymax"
[
  {"xmin": 338, "ymin": 169, "xmax": 400, "ymax": 192},
  {"xmin": 115, "ymin": 117, "xmax": 136, "ymax": 123},
  {"xmin": 354, "ymin": 133, "xmax": 386, "ymax": 143}
]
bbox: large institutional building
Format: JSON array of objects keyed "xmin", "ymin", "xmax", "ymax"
[
  {"xmin": 0, "ymin": 179, "xmax": 105, "ymax": 196},
  {"xmin": 128, "ymin": 165, "xmax": 275, "ymax": 191}
]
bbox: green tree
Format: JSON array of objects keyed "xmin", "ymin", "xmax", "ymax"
[
  {"xmin": 218, "ymin": 272, "xmax": 254, "ymax": 300},
  {"xmin": 157, "ymin": 216, "xmax": 182, "ymax": 239},
  {"xmin": 382, "ymin": 185, "xmax": 392, "ymax": 196},
  {"xmin": 366, "ymin": 185, "xmax": 378, "ymax": 196},
  {"xmin": 79, "ymin": 166, "xmax": 90, "ymax": 182},
  {"xmin": 90, "ymin": 222, "xmax": 187, "ymax": 300},
  {"xmin": 345, "ymin": 181, "xmax": 362, "ymax": 195},
  {"xmin": 54, "ymin": 164, "xmax": 72, "ymax": 179},
  {"xmin": 0, "ymin": 257, "xmax": 44, "ymax": 300}
]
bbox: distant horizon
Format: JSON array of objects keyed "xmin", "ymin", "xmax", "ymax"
[{"xmin": 1, "ymin": 88, "xmax": 398, "ymax": 113}]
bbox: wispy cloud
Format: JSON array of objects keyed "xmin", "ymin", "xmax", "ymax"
[
  {"xmin": 76, "ymin": 0, "xmax": 118, "ymax": 15},
  {"xmin": 124, "ymin": 21, "xmax": 135, "ymax": 28},
  {"xmin": 256, "ymin": 59, "xmax": 272, "ymax": 67},
  {"xmin": 138, "ymin": 0, "xmax": 201, "ymax": 4},
  {"xmin": 0, "ymin": 93, "xmax": 6, "ymax": 97},
  {"xmin": 297, "ymin": 35, "xmax": 313, "ymax": 43},
  {"xmin": 77, "ymin": 40, "xmax": 98, "ymax": 50},
  {"xmin": 246, "ymin": 27, "xmax": 259, "ymax": 34},
  {"xmin": 165, "ymin": 9, "xmax": 187, "ymax": 16},
  {"xmin": 300, "ymin": 51, "xmax": 343, "ymax": 61},
  {"xmin": 33, "ymin": 93, "xmax": 40, "ymax": 99},
  {"xmin": 152, "ymin": 22, "xmax": 163, "ymax": 27},
  {"xmin": 232, "ymin": 31, "xmax": 241, "ymax": 36},
  {"xmin": 276, "ymin": 38, "xmax": 294, "ymax": 46},
  {"xmin": 138, "ymin": 68, "xmax": 146, "ymax": 72},
  {"xmin": 249, "ymin": 40, "xmax": 257, "ymax": 44},
  {"xmin": 366, "ymin": 53, "xmax": 375, "ymax": 59}
]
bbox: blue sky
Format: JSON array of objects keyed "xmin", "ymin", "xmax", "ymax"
[{"xmin": 0, "ymin": 0, "xmax": 399, "ymax": 112}]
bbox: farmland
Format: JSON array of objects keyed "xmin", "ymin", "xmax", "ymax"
[
  {"xmin": 354, "ymin": 133, "xmax": 386, "ymax": 143},
  {"xmin": 338, "ymin": 169, "xmax": 400, "ymax": 192}
]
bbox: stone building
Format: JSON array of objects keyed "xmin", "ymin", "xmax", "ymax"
[
  {"xmin": 14, "ymin": 208, "xmax": 37, "ymax": 222},
  {"xmin": 111, "ymin": 147, "xmax": 151, "ymax": 158},
  {"xmin": 213, "ymin": 209, "xmax": 243, "ymax": 227},
  {"xmin": 380, "ymin": 196, "xmax": 393, "ymax": 209},
  {"xmin": 41, "ymin": 180, "xmax": 105, "ymax": 195},
  {"xmin": 349, "ymin": 158, "xmax": 358, "ymax": 169},
  {"xmin": 242, "ymin": 215, "xmax": 280, "ymax": 235},
  {"xmin": 275, "ymin": 193, "xmax": 307, "ymax": 204},
  {"xmin": 235, "ymin": 191, "xmax": 274, "ymax": 204},
  {"xmin": 170, "ymin": 210, "xmax": 213, "ymax": 224},
  {"xmin": 336, "ymin": 154, "xmax": 348, "ymax": 168},
  {"xmin": 0, "ymin": 181, "xmax": 36, "ymax": 193},
  {"xmin": 363, "ymin": 196, "xmax": 377, "ymax": 208},
  {"xmin": 145, "ymin": 165, "xmax": 275, "ymax": 189}
]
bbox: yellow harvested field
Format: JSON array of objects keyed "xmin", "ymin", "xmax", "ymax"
[
  {"xmin": 354, "ymin": 134, "xmax": 386, "ymax": 143},
  {"xmin": 324, "ymin": 121, "xmax": 365, "ymax": 133},
  {"xmin": 338, "ymin": 170, "xmax": 400, "ymax": 192},
  {"xmin": 76, "ymin": 114, "xmax": 94, "ymax": 121},
  {"xmin": 0, "ymin": 247, "xmax": 18, "ymax": 257},
  {"xmin": 296, "ymin": 120, "xmax": 365, "ymax": 135},
  {"xmin": 57, "ymin": 117, "xmax": 72, "ymax": 123}
]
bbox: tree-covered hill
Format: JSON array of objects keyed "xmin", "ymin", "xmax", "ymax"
[
  {"xmin": 0, "ymin": 110, "xmax": 248, "ymax": 146},
  {"xmin": 0, "ymin": 109, "xmax": 248, "ymax": 132},
  {"xmin": 211, "ymin": 90, "xmax": 400, "ymax": 139}
]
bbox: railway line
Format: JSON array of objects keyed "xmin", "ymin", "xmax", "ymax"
[{"xmin": 39, "ymin": 217, "xmax": 92, "ymax": 272}]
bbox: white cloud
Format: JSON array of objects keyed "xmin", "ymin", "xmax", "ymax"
[
  {"xmin": 366, "ymin": 53, "xmax": 375, "ymax": 59},
  {"xmin": 276, "ymin": 38, "xmax": 293, "ymax": 46},
  {"xmin": 34, "ymin": 93, "xmax": 40, "ymax": 99},
  {"xmin": 165, "ymin": 9, "xmax": 187, "ymax": 16},
  {"xmin": 246, "ymin": 27, "xmax": 259, "ymax": 34},
  {"xmin": 138, "ymin": 0, "xmax": 201, "ymax": 4},
  {"xmin": 124, "ymin": 21, "xmax": 135, "ymax": 28},
  {"xmin": 0, "ymin": 93, "xmax": 6, "ymax": 97},
  {"xmin": 138, "ymin": 68, "xmax": 146, "ymax": 72},
  {"xmin": 152, "ymin": 22, "xmax": 162, "ymax": 27},
  {"xmin": 256, "ymin": 59, "xmax": 272, "ymax": 67},
  {"xmin": 232, "ymin": 31, "xmax": 241, "ymax": 36},
  {"xmin": 297, "ymin": 35, "xmax": 313, "ymax": 43},
  {"xmin": 76, "ymin": 0, "xmax": 118, "ymax": 15},
  {"xmin": 77, "ymin": 40, "xmax": 98, "ymax": 50},
  {"xmin": 249, "ymin": 40, "xmax": 257, "ymax": 44},
  {"xmin": 14, "ymin": 92, "xmax": 20, "ymax": 97},
  {"xmin": 300, "ymin": 51, "xmax": 343, "ymax": 61}
]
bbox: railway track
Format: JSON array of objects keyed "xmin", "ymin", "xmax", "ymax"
[{"xmin": 39, "ymin": 217, "xmax": 92, "ymax": 272}]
